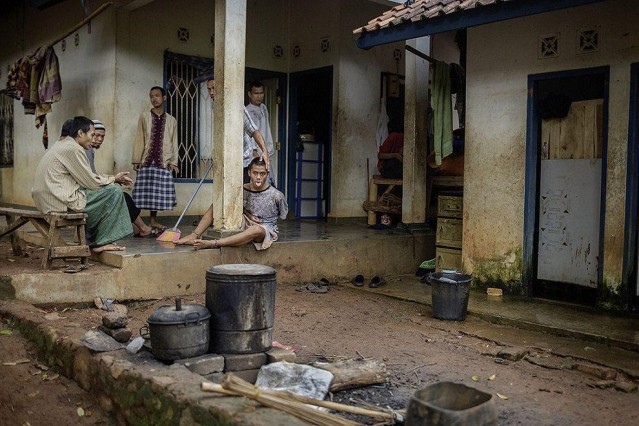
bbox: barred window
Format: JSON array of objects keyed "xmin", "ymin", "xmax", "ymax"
[
  {"xmin": 0, "ymin": 92, "xmax": 14, "ymax": 167},
  {"xmin": 164, "ymin": 51, "xmax": 213, "ymax": 180}
]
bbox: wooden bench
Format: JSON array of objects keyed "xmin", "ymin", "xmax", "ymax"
[
  {"xmin": 0, "ymin": 207, "xmax": 90, "ymax": 269},
  {"xmin": 366, "ymin": 175, "xmax": 403, "ymax": 225}
]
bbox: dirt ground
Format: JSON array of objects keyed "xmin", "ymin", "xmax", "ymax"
[
  {"xmin": 0, "ymin": 316, "xmax": 113, "ymax": 426},
  {"xmin": 1, "ymin": 240, "xmax": 638, "ymax": 425}
]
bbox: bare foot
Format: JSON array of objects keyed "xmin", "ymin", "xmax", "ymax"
[
  {"xmin": 175, "ymin": 232, "xmax": 199, "ymax": 245},
  {"xmin": 193, "ymin": 239, "xmax": 218, "ymax": 250},
  {"xmin": 92, "ymin": 243, "xmax": 126, "ymax": 253}
]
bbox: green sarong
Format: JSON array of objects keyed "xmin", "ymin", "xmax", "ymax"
[{"xmin": 84, "ymin": 184, "xmax": 134, "ymax": 247}]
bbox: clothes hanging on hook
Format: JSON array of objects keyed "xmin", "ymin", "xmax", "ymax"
[{"xmin": 5, "ymin": 45, "xmax": 61, "ymax": 148}]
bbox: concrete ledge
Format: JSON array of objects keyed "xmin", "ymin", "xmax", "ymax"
[
  {"xmin": 3, "ymin": 232, "xmax": 434, "ymax": 304},
  {"xmin": 0, "ymin": 300, "xmax": 308, "ymax": 425}
]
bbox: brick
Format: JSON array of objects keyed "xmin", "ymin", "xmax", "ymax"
[
  {"xmin": 204, "ymin": 369, "xmax": 261, "ymax": 385},
  {"xmin": 102, "ymin": 312, "xmax": 129, "ymax": 329},
  {"xmin": 204, "ymin": 372, "xmax": 225, "ymax": 384},
  {"xmin": 496, "ymin": 346, "xmax": 529, "ymax": 361},
  {"xmin": 574, "ymin": 363, "xmax": 617, "ymax": 380},
  {"xmin": 231, "ymin": 368, "xmax": 260, "ymax": 384},
  {"xmin": 223, "ymin": 352, "xmax": 267, "ymax": 372},
  {"xmin": 614, "ymin": 381, "xmax": 638, "ymax": 393},
  {"xmin": 98, "ymin": 325, "xmax": 132, "ymax": 343},
  {"xmin": 266, "ymin": 347, "xmax": 296, "ymax": 364},
  {"xmin": 175, "ymin": 354, "xmax": 225, "ymax": 376}
]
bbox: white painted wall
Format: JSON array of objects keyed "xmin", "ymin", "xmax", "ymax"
[
  {"xmin": 462, "ymin": 0, "xmax": 639, "ymax": 288},
  {"xmin": 1, "ymin": 0, "xmax": 406, "ymax": 220},
  {"xmin": 333, "ymin": 0, "xmax": 405, "ymax": 217},
  {"xmin": 0, "ymin": 1, "xmax": 116, "ymax": 207}
]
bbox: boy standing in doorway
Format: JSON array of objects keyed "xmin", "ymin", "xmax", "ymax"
[
  {"xmin": 131, "ymin": 86, "xmax": 179, "ymax": 230},
  {"xmin": 244, "ymin": 81, "xmax": 275, "ymax": 185}
]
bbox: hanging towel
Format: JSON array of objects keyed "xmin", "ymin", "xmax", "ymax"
[
  {"xmin": 375, "ymin": 96, "xmax": 389, "ymax": 149},
  {"xmin": 432, "ymin": 60, "xmax": 453, "ymax": 165}
]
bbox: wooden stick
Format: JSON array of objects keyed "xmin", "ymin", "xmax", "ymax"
[
  {"xmin": 312, "ymin": 358, "xmax": 388, "ymax": 392},
  {"xmin": 201, "ymin": 381, "xmax": 399, "ymax": 422},
  {"xmin": 49, "ymin": 2, "xmax": 113, "ymax": 48},
  {"xmin": 405, "ymin": 45, "xmax": 435, "ymax": 64}
]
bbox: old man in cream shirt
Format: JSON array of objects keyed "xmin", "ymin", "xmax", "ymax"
[{"xmin": 32, "ymin": 116, "xmax": 134, "ymax": 252}]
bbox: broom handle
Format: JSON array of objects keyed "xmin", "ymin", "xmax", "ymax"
[{"xmin": 172, "ymin": 161, "xmax": 214, "ymax": 229}]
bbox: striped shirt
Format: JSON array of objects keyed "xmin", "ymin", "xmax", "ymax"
[{"xmin": 32, "ymin": 137, "xmax": 114, "ymax": 213}]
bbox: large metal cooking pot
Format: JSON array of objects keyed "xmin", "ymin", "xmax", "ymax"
[{"xmin": 145, "ymin": 298, "xmax": 211, "ymax": 361}]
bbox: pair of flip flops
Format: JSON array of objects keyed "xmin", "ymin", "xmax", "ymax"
[
  {"xmin": 296, "ymin": 278, "xmax": 330, "ymax": 293},
  {"xmin": 352, "ymin": 275, "xmax": 386, "ymax": 288}
]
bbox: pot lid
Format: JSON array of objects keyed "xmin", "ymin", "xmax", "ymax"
[
  {"xmin": 148, "ymin": 298, "xmax": 211, "ymax": 325},
  {"xmin": 207, "ymin": 263, "xmax": 275, "ymax": 276}
]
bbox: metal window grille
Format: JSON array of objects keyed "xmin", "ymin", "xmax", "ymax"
[
  {"xmin": 164, "ymin": 52, "xmax": 213, "ymax": 180},
  {"xmin": 0, "ymin": 93, "xmax": 14, "ymax": 167}
]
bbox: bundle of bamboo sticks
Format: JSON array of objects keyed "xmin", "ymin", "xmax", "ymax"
[{"xmin": 201, "ymin": 373, "xmax": 403, "ymax": 426}]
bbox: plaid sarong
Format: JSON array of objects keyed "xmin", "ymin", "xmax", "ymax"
[
  {"xmin": 132, "ymin": 165, "xmax": 176, "ymax": 211},
  {"xmin": 84, "ymin": 184, "xmax": 134, "ymax": 247}
]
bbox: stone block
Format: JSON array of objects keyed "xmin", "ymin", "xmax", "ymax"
[
  {"xmin": 574, "ymin": 363, "xmax": 617, "ymax": 380},
  {"xmin": 496, "ymin": 346, "xmax": 529, "ymax": 361},
  {"xmin": 266, "ymin": 347, "xmax": 296, "ymax": 364},
  {"xmin": 98, "ymin": 325, "xmax": 132, "ymax": 343},
  {"xmin": 223, "ymin": 352, "xmax": 267, "ymax": 372},
  {"xmin": 204, "ymin": 372, "xmax": 225, "ymax": 384},
  {"xmin": 175, "ymin": 354, "xmax": 225, "ymax": 376},
  {"xmin": 614, "ymin": 381, "xmax": 638, "ymax": 393},
  {"xmin": 231, "ymin": 368, "xmax": 260, "ymax": 384},
  {"xmin": 102, "ymin": 312, "xmax": 129, "ymax": 329}
]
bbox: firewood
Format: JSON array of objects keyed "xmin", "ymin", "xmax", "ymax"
[{"xmin": 311, "ymin": 358, "xmax": 387, "ymax": 392}]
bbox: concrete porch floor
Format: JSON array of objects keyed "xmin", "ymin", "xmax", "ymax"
[{"xmin": 9, "ymin": 217, "xmax": 435, "ymax": 303}]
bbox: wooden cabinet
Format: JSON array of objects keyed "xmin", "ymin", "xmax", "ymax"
[{"xmin": 435, "ymin": 193, "xmax": 463, "ymax": 272}]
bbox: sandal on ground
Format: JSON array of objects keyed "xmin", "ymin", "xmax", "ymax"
[
  {"xmin": 369, "ymin": 276, "xmax": 386, "ymax": 288},
  {"xmin": 351, "ymin": 274, "xmax": 365, "ymax": 287},
  {"xmin": 135, "ymin": 228, "xmax": 161, "ymax": 238},
  {"xmin": 318, "ymin": 278, "xmax": 330, "ymax": 287}
]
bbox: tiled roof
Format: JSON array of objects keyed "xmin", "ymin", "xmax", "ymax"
[{"xmin": 353, "ymin": 0, "xmax": 514, "ymax": 35}]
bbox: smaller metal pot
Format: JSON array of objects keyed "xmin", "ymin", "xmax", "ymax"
[{"xmin": 145, "ymin": 298, "xmax": 210, "ymax": 361}]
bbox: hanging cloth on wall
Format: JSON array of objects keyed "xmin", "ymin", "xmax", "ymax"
[
  {"xmin": 376, "ymin": 96, "xmax": 389, "ymax": 149},
  {"xmin": 432, "ymin": 60, "xmax": 453, "ymax": 165},
  {"xmin": 5, "ymin": 45, "xmax": 61, "ymax": 148}
]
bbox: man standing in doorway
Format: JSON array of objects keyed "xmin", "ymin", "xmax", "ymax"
[
  {"xmin": 204, "ymin": 78, "xmax": 270, "ymax": 179},
  {"xmin": 245, "ymin": 81, "xmax": 276, "ymax": 185},
  {"xmin": 131, "ymin": 86, "xmax": 179, "ymax": 231}
]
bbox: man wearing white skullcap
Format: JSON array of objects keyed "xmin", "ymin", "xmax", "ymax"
[
  {"xmin": 84, "ymin": 119, "xmax": 106, "ymax": 174},
  {"xmin": 87, "ymin": 119, "xmax": 157, "ymax": 237}
]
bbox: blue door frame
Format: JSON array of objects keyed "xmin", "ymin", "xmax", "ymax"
[
  {"xmin": 287, "ymin": 66, "xmax": 333, "ymax": 218},
  {"xmin": 522, "ymin": 66, "xmax": 610, "ymax": 299},
  {"xmin": 622, "ymin": 63, "xmax": 639, "ymax": 310}
]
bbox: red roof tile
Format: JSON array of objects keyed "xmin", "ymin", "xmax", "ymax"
[{"xmin": 353, "ymin": 0, "xmax": 513, "ymax": 34}]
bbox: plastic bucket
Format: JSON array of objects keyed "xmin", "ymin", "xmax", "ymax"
[
  {"xmin": 406, "ymin": 382, "xmax": 497, "ymax": 426},
  {"xmin": 427, "ymin": 271, "xmax": 472, "ymax": 321}
]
